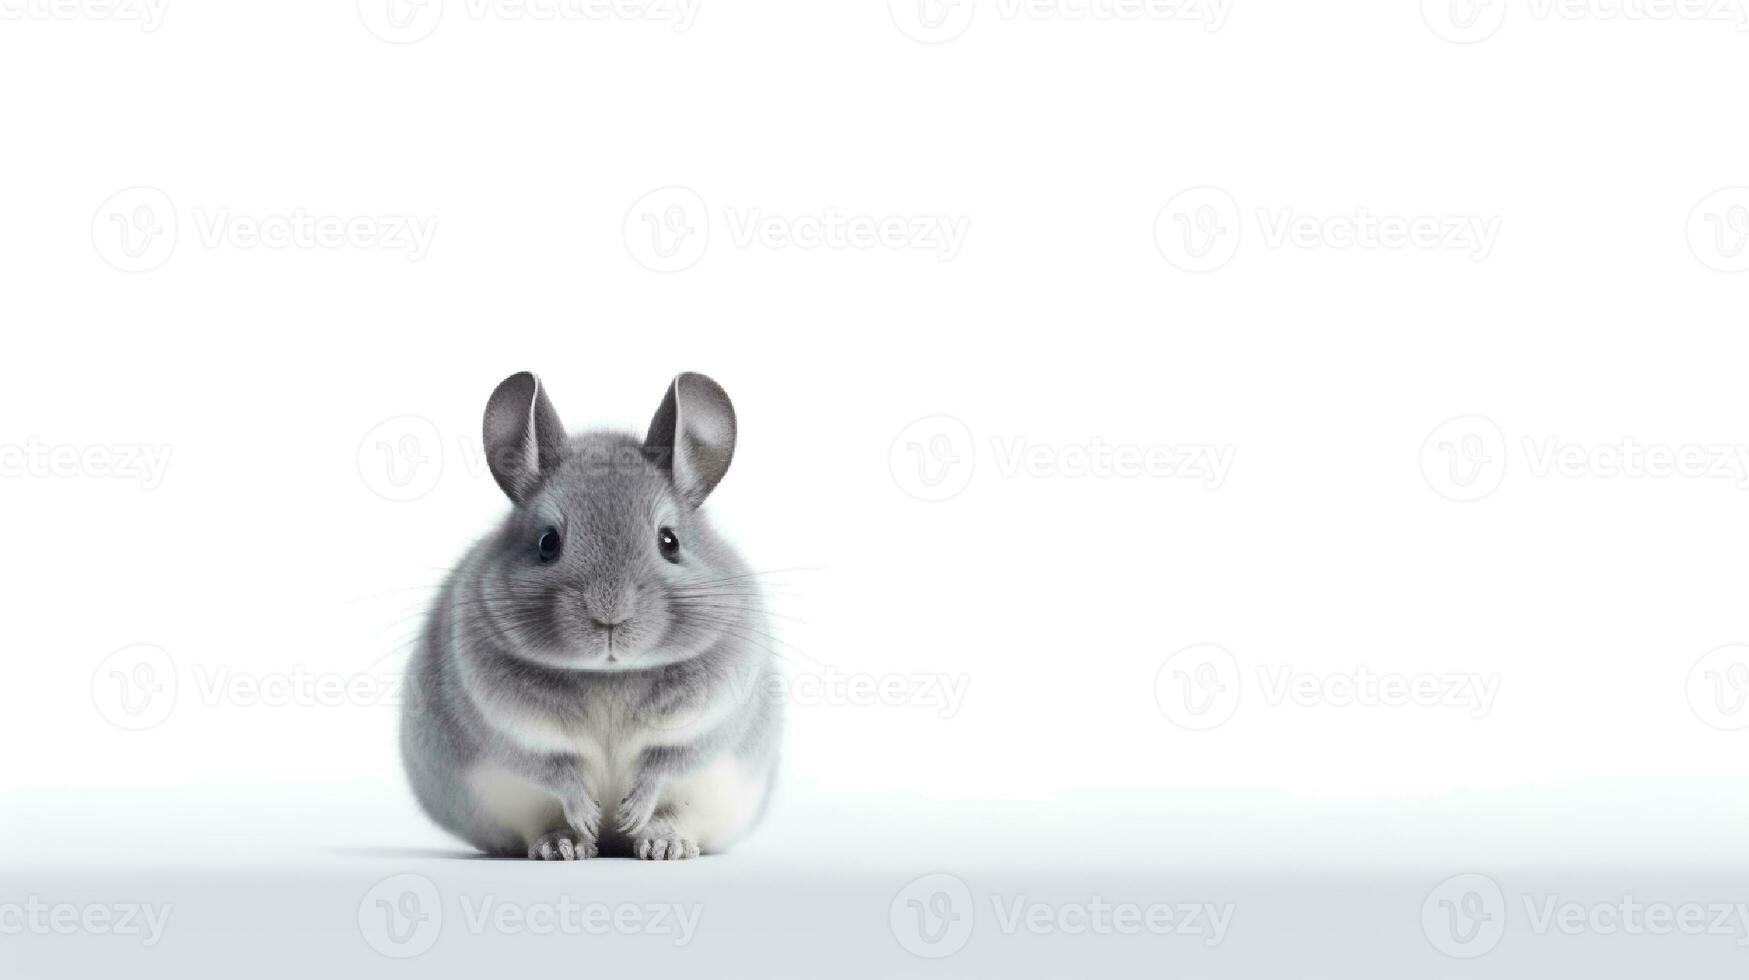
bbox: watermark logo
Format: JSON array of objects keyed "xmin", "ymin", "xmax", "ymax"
[
  {"xmin": 92, "ymin": 186, "xmax": 437, "ymax": 271},
  {"xmin": 1425, "ymin": 0, "xmax": 1749, "ymax": 42},
  {"xmin": 1421, "ymin": 415, "xmax": 1509, "ymax": 502},
  {"xmin": 890, "ymin": 0, "xmax": 976, "ymax": 42},
  {"xmin": 1156, "ymin": 646, "xmax": 1501, "ymax": 729},
  {"xmin": 359, "ymin": 874, "xmax": 704, "ymax": 953},
  {"xmin": 889, "ymin": 415, "xmax": 978, "ymax": 502},
  {"xmin": 624, "ymin": 186, "xmax": 970, "ymax": 272},
  {"xmin": 1422, "ymin": 415, "xmax": 1749, "ymax": 501},
  {"xmin": 889, "ymin": 873, "xmax": 1234, "ymax": 956},
  {"xmin": 1157, "ymin": 187, "xmax": 1501, "ymax": 271},
  {"xmin": 1421, "ymin": 0, "xmax": 1508, "ymax": 43},
  {"xmin": 1154, "ymin": 186, "xmax": 1241, "ymax": 272},
  {"xmin": 889, "ymin": 415, "xmax": 1235, "ymax": 502},
  {"xmin": 624, "ymin": 186, "xmax": 710, "ymax": 273},
  {"xmin": 1423, "ymin": 873, "xmax": 1507, "ymax": 958},
  {"xmin": 359, "ymin": 874, "xmax": 443, "ymax": 958},
  {"xmin": 1154, "ymin": 643, "xmax": 1242, "ymax": 730},
  {"xmin": 1687, "ymin": 644, "xmax": 1749, "ymax": 731},
  {"xmin": 92, "ymin": 642, "xmax": 410, "ymax": 729},
  {"xmin": 91, "ymin": 643, "xmax": 178, "ymax": 731},
  {"xmin": 357, "ymin": 0, "xmax": 443, "ymax": 42},
  {"xmin": 890, "ymin": 873, "xmax": 976, "ymax": 958},
  {"xmin": 1687, "ymin": 187, "xmax": 1749, "ymax": 273},
  {"xmin": 1424, "ymin": 872, "xmax": 1749, "ymax": 953},
  {"xmin": 358, "ymin": 415, "xmax": 445, "ymax": 502},
  {"xmin": 92, "ymin": 186, "xmax": 177, "ymax": 273}
]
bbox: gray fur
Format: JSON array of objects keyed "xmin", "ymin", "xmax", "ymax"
[{"xmin": 401, "ymin": 372, "xmax": 782, "ymax": 860}]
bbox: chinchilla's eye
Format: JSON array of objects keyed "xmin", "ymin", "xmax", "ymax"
[
  {"xmin": 537, "ymin": 527, "xmax": 563, "ymax": 562},
  {"xmin": 658, "ymin": 526, "xmax": 680, "ymax": 563}
]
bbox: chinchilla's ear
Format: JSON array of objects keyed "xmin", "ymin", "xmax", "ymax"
[
  {"xmin": 644, "ymin": 372, "xmax": 736, "ymax": 507},
  {"xmin": 483, "ymin": 371, "xmax": 566, "ymax": 503}
]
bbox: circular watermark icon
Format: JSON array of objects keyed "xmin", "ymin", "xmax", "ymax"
[
  {"xmin": 91, "ymin": 643, "xmax": 178, "ymax": 731},
  {"xmin": 890, "ymin": 872, "xmax": 974, "ymax": 958},
  {"xmin": 1686, "ymin": 188, "xmax": 1749, "ymax": 274},
  {"xmin": 889, "ymin": 414, "xmax": 976, "ymax": 502},
  {"xmin": 1154, "ymin": 643, "xmax": 1241, "ymax": 730},
  {"xmin": 359, "ymin": 873, "xmax": 443, "ymax": 958},
  {"xmin": 624, "ymin": 186, "xmax": 710, "ymax": 273},
  {"xmin": 889, "ymin": 0, "xmax": 975, "ymax": 43},
  {"xmin": 358, "ymin": 0, "xmax": 444, "ymax": 43},
  {"xmin": 1421, "ymin": 872, "xmax": 1505, "ymax": 958},
  {"xmin": 1154, "ymin": 186, "xmax": 1241, "ymax": 273},
  {"xmin": 1420, "ymin": 415, "xmax": 1507, "ymax": 502},
  {"xmin": 1686, "ymin": 644, "xmax": 1749, "ymax": 731},
  {"xmin": 358, "ymin": 415, "xmax": 445, "ymax": 502},
  {"xmin": 92, "ymin": 186, "xmax": 177, "ymax": 273},
  {"xmin": 1421, "ymin": 0, "xmax": 1507, "ymax": 43}
]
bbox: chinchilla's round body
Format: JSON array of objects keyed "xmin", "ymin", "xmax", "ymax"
[{"xmin": 400, "ymin": 372, "xmax": 783, "ymax": 860}]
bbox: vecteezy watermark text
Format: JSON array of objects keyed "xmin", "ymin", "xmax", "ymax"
[
  {"xmin": 358, "ymin": 0, "xmax": 699, "ymax": 43},
  {"xmin": 0, "ymin": 898, "xmax": 172, "ymax": 947},
  {"xmin": 0, "ymin": 439, "xmax": 172, "ymax": 488},
  {"xmin": 1155, "ymin": 187, "xmax": 1501, "ymax": 272},
  {"xmin": 93, "ymin": 186, "xmax": 438, "ymax": 272},
  {"xmin": 92, "ymin": 643, "xmax": 410, "ymax": 732},
  {"xmin": 0, "ymin": 0, "xmax": 168, "ymax": 30},
  {"xmin": 890, "ymin": 415, "xmax": 1234, "ymax": 502},
  {"xmin": 1154, "ymin": 644, "xmax": 1501, "ymax": 731},
  {"xmin": 889, "ymin": 0, "xmax": 1231, "ymax": 44},
  {"xmin": 358, "ymin": 874, "xmax": 702, "ymax": 958},
  {"xmin": 1421, "ymin": 415, "xmax": 1749, "ymax": 502},
  {"xmin": 888, "ymin": 873, "xmax": 1234, "ymax": 958},
  {"xmin": 624, "ymin": 186, "xmax": 969, "ymax": 272},
  {"xmin": 1423, "ymin": 872, "xmax": 1749, "ymax": 958},
  {"xmin": 1422, "ymin": 0, "xmax": 1749, "ymax": 44}
]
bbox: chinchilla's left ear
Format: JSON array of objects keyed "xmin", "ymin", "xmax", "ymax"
[
  {"xmin": 483, "ymin": 371, "xmax": 566, "ymax": 503},
  {"xmin": 644, "ymin": 372, "xmax": 736, "ymax": 506}
]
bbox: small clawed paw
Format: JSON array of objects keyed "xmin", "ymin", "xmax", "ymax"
[
  {"xmin": 565, "ymin": 797, "xmax": 602, "ymax": 839},
  {"xmin": 617, "ymin": 786, "xmax": 660, "ymax": 835},
  {"xmin": 529, "ymin": 830, "xmax": 598, "ymax": 861},
  {"xmin": 633, "ymin": 835, "xmax": 700, "ymax": 861}
]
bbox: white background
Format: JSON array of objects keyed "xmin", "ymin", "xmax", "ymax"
[{"xmin": 4, "ymin": 0, "xmax": 1749, "ymax": 842}]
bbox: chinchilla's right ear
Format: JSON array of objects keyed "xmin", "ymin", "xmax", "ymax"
[
  {"xmin": 483, "ymin": 371, "xmax": 566, "ymax": 503},
  {"xmin": 644, "ymin": 372, "xmax": 736, "ymax": 507}
]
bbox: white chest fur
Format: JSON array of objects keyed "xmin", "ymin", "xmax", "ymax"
[{"xmin": 466, "ymin": 692, "xmax": 770, "ymax": 853}]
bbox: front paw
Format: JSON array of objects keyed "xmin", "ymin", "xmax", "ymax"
[
  {"xmin": 633, "ymin": 832, "xmax": 700, "ymax": 861},
  {"xmin": 617, "ymin": 781, "xmax": 661, "ymax": 835},
  {"xmin": 563, "ymin": 795, "xmax": 602, "ymax": 839},
  {"xmin": 528, "ymin": 829, "xmax": 599, "ymax": 861}
]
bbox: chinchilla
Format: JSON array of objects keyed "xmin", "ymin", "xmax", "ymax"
[{"xmin": 401, "ymin": 371, "xmax": 782, "ymax": 860}]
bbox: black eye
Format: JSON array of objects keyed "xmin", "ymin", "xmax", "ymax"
[
  {"xmin": 537, "ymin": 527, "xmax": 562, "ymax": 562},
  {"xmin": 658, "ymin": 526, "xmax": 680, "ymax": 563}
]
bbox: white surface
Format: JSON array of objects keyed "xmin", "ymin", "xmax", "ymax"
[{"xmin": 5, "ymin": 778, "xmax": 1749, "ymax": 977}]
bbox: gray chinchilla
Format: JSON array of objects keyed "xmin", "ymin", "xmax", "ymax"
[{"xmin": 401, "ymin": 371, "xmax": 782, "ymax": 860}]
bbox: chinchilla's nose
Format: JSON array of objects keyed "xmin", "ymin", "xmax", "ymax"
[{"xmin": 582, "ymin": 583, "xmax": 635, "ymax": 628}]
